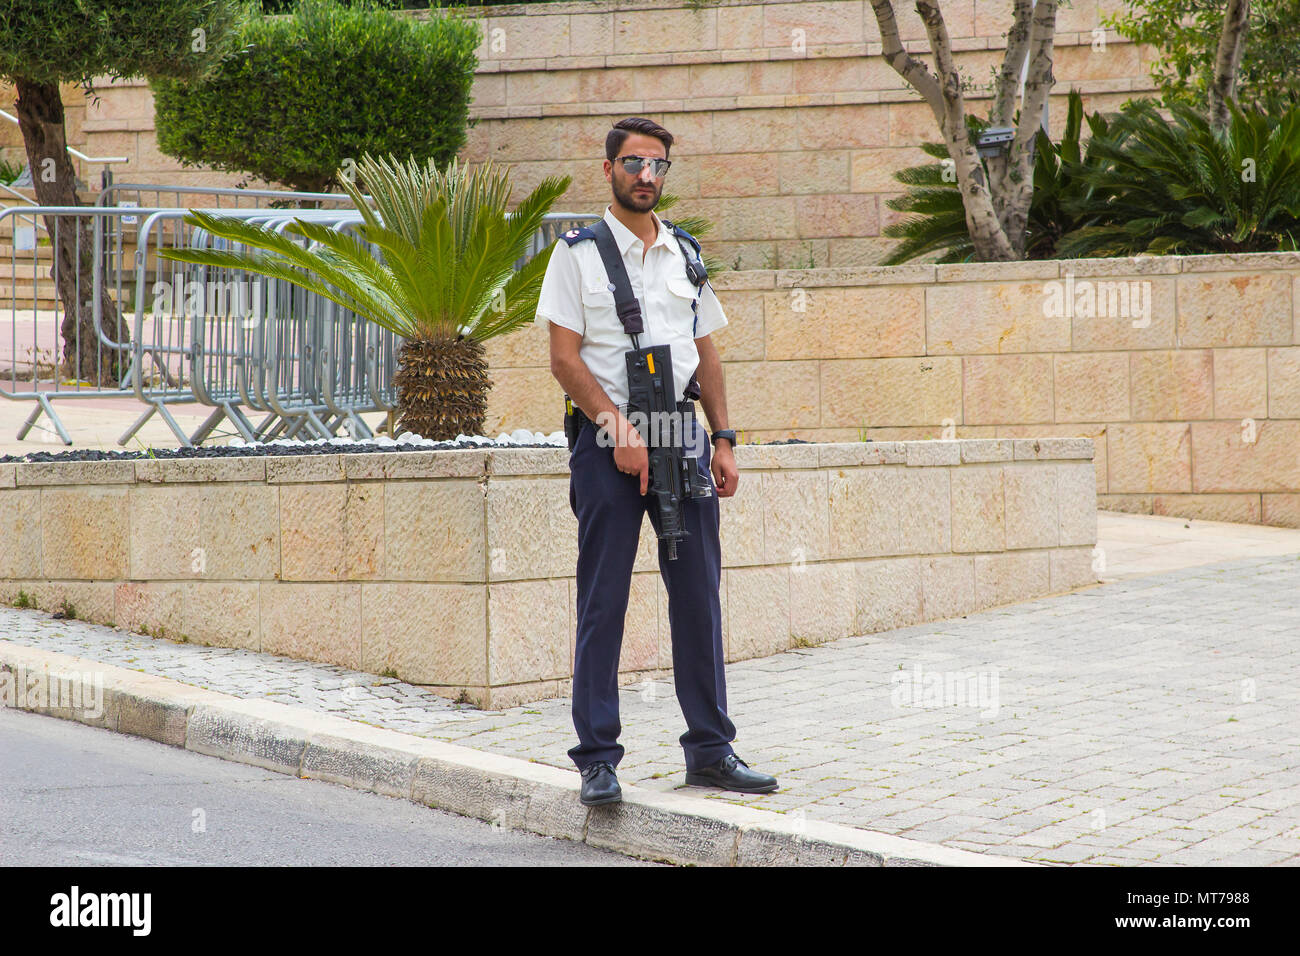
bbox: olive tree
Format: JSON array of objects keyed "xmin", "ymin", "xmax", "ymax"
[
  {"xmin": 870, "ymin": 0, "xmax": 1060, "ymax": 261},
  {"xmin": 0, "ymin": 0, "xmax": 244, "ymax": 384}
]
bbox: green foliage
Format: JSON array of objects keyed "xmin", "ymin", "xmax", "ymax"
[
  {"xmin": 879, "ymin": 138, "xmax": 973, "ymax": 264},
  {"xmin": 13, "ymin": 590, "xmax": 35, "ymax": 610},
  {"xmin": 0, "ymin": 0, "xmax": 245, "ymax": 87},
  {"xmin": 882, "ymin": 90, "xmax": 1111, "ymax": 263},
  {"xmin": 1106, "ymin": 0, "xmax": 1300, "ymax": 108},
  {"xmin": 1056, "ymin": 99, "xmax": 1300, "ymax": 257},
  {"xmin": 655, "ymin": 192, "xmax": 727, "ymax": 276},
  {"xmin": 151, "ymin": 0, "xmax": 481, "ymax": 192},
  {"xmin": 157, "ymin": 152, "xmax": 571, "ymax": 343},
  {"xmin": 0, "ymin": 158, "xmax": 23, "ymax": 183}
]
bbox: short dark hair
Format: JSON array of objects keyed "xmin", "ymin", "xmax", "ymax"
[{"xmin": 606, "ymin": 117, "xmax": 673, "ymax": 163}]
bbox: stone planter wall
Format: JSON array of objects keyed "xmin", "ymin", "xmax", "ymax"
[
  {"xmin": 0, "ymin": 439, "xmax": 1097, "ymax": 708},
  {"xmin": 488, "ymin": 252, "xmax": 1300, "ymax": 529}
]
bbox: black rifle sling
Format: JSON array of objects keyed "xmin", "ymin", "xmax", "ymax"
[
  {"xmin": 588, "ymin": 218, "xmax": 702, "ymax": 400},
  {"xmin": 589, "ymin": 218, "xmax": 644, "ymax": 339}
]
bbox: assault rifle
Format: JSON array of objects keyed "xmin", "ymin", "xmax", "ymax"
[{"xmin": 625, "ymin": 343, "xmax": 712, "ymax": 560}]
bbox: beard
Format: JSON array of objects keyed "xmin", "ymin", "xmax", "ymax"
[{"xmin": 614, "ymin": 177, "xmax": 659, "ymax": 212}]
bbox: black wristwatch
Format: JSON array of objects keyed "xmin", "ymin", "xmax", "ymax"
[{"xmin": 710, "ymin": 429, "xmax": 736, "ymax": 447}]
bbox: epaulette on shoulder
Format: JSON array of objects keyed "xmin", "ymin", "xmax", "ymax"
[
  {"xmin": 560, "ymin": 226, "xmax": 596, "ymax": 246},
  {"xmin": 661, "ymin": 219, "xmax": 702, "ymax": 255}
]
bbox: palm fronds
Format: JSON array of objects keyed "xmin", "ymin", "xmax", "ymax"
[
  {"xmin": 159, "ymin": 152, "xmax": 572, "ymax": 344},
  {"xmin": 881, "ymin": 91, "xmax": 1110, "ymax": 264},
  {"xmin": 1057, "ymin": 98, "xmax": 1300, "ymax": 257}
]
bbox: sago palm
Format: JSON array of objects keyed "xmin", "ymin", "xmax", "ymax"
[
  {"xmin": 1056, "ymin": 99, "xmax": 1300, "ymax": 257},
  {"xmin": 158, "ymin": 153, "xmax": 571, "ymax": 439}
]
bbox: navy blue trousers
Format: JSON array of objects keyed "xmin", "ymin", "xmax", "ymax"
[{"xmin": 567, "ymin": 416, "xmax": 737, "ymax": 773}]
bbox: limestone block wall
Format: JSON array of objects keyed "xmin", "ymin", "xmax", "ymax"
[
  {"xmin": 4, "ymin": 0, "xmax": 1155, "ymax": 263},
  {"xmin": 488, "ymin": 251, "xmax": 1300, "ymax": 529},
  {"xmin": 462, "ymin": 0, "xmax": 1153, "ymax": 268},
  {"xmin": 0, "ymin": 438, "xmax": 1097, "ymax": 708}
]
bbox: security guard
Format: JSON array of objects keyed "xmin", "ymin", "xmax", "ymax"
[{"xmin": 536, "ymin": 117, "xmax": 778, "ymax": 806}]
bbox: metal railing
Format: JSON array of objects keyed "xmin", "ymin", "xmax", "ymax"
[
  {"xmin": 1, "ymin": 190, "xmax": 599, "ymax": 448},
  {"xmin": 1, "ymin": 108, "xmax": 130, "ymax": 194},
  {"xmin": 127, "ymin": 205, "xmax": 396, "ymax": 446},
  {"xmin": 96, "ymin": 182, "xmax": 361, "ymax": 211},
  {"xmin": 1, "ymin": 204, "xmax": 151, "ymax": 443}
]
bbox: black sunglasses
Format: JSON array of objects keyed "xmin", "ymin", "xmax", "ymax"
[{"xmin": 617, "ymin": 155, "xmax": 672, "ymax": 178}]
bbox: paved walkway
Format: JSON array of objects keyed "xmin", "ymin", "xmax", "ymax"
[
  {"xmin": 1096, "ymin": 511, "xmax": 1300, "ymax": 580},
  {"xmin": 3, "ymin": 514, "xmax": 1298, "ymax": 866}
]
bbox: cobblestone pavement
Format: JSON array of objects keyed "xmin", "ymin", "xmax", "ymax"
[{"xmin": 4, "ymin": 551, "xmax": 1300, "ymax": 866}]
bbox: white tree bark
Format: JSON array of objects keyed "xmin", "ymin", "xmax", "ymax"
[
  {"xmin": 1208, "ymin": 0, "xmax": 1251, "ymax": 132},
  {"xmin": 870, "ymin": 0, "xmax": 1058, "ymax": 261}
]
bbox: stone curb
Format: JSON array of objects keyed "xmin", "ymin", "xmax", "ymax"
[{"xmin": 0, "ymin": 642, "xmax": 1032, "ymax": 867}]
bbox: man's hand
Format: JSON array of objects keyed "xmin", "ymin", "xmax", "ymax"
[
  {"xmin": 710, "ymin": 441, "xmax": 739, "ymax": 497},
  {"xmin": 612, "ymin": 416, "xmax": 650, "ymax": 495}
]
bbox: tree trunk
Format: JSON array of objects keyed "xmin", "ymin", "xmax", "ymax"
[
  {"xmin": 13, "ymin": 77, "xmax": 131, "ymax": 387},
  {"xmin": 1209, "ymin": 0, "xmax": 1251, "ymax": 132},
  {"xmin": 392, "ymin": 334, "xmax": 491, "ymax": 440},
  {"xmin": 871, "ymin": 0, "xmax": 1057, "ymax": 261}
]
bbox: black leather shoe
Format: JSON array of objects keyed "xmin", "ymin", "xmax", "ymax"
[
  {"xmin": 579, "ymin": 761, "xmax": 622, "ymax": 806},
  {"xmin": 684, "ymin": 754, "xmax": 778, "ymax": 793}
]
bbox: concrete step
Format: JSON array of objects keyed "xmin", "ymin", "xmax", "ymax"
[
  {"xmin": 0, "ymin": 243, "xmax": 55, "ymax": 260},
  {"xmin": 0, "ymin": 286, "xmax": 61, "ymax": 308}
]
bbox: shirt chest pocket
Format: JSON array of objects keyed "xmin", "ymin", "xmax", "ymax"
[
  {"xmin": 579, "ymin": 281, "xmax": 632, "ymax": 349},
  {"xmin": 665, "ymin": 275, "xmax": 701, "ymax": 331},
  {"xmin": 581, "ymin": 281, "xmax": 618, "ymax": 325}
]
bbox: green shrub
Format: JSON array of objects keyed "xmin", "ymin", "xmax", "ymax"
[
  {"xmin": 1107, "ymin": 0, "xmax": 1300, "ymax": 110},
  {"xmin": 1057, "ymin": 99, "xmax": 1300, "ymax": 257},
  {"xmin": 152, "ymin": 0, "xmax": 481, "ymax": 192},
  {"xmin": 0, "ymin": 0, "xmax": 243, "ymax": 87},
  {"xmin": 0, "ymin": 158, "xmax": 25, "ymax": 183}
]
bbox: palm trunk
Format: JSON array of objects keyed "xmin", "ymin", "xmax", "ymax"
[
  {"xmin": 13, "ymin": 76, "xmax": 131, "ymax": 386},
  {"xmin": 392, "ymin": 334, "xmax": 492, "ymax": 440}
]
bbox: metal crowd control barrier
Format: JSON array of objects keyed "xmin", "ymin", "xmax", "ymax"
[
  {"xmin": 520, "ymin": 211, "xmax": 600, "ymax": 265},
  {"xmin": 96, "ymin": 182, "xmax": 358, "ymax": 211},
  {"xmin": 127, "ymin": 206, "xmax": 397, "ymax": 446},
  {"xmin": 3, "ymin": 193, "xmax": 598, "ymax": 447},
  {"xmin": 1, "ymin": 204, "xmax": 168, "ymax": 444}
]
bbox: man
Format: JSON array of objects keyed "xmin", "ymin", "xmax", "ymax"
[{"xmin": 536, "ymin": 117, "xmax": 779, "ymax": 807}]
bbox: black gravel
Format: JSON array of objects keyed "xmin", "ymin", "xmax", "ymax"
[{"xmin": 0, "ymin": 437, "xmax": 815, "ymax": 465}]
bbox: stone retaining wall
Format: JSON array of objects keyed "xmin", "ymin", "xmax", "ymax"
[
  {"xmin": 0, "ymin": 438, "xmax": 1097, "ymax": 707},
  {"xmin": 3, "ymin": 0, "xmax": 1154, "ymax": 267},
  {"xmin": 489, "ymin": 251, "xmax": 1300, "ymax": 529}
]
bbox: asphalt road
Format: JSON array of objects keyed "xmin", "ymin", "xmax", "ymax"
[{"xmin": 0, "ymin": 707, "xmax": 656, "ymax": 866}]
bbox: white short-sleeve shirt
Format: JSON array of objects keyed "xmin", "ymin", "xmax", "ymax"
[{"xmin": 535, "ymin": 204, "xmax": 727, "ymax": 408}]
